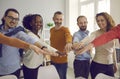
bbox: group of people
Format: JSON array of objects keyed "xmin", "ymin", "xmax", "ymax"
[
  {"xmin": 72, "ymin": 12, "xmax": 118, "ymax": 79},
  {"xmin": 0, "ymin": 8, "xmax": 119, "ymax": 79},
  {"xmin": 0, "ymin": 8, "xmax": 72, "ymax": 79}
]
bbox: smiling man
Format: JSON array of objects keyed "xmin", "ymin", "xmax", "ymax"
[{"xmin": 0, "ymin": 8, "xmax": 42, "ymax": 78}]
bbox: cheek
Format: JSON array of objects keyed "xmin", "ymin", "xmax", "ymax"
[{"xmin": 14, "ymin": 22, "xmax": 18, "ymax": 26}]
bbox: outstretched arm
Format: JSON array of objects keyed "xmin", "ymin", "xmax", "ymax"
[
  {"xmin": 0, "ymin": 33, "xmax": 46, "ymax": 55},
  {"xmin": 0, "ymin": 33, "xmax": 30, "ymax": 49},
  {"xmin": 75, "ymin": 43, "xmax": 93, "ymax": 55},
  {"xmin": 75, "ymin": 24, "xmax": 120, "ymax": 55},
  {"xmin": 92, "ymin": 24, "xmax": 120, "ymax": 47}
]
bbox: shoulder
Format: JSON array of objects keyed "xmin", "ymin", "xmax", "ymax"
[
  {"xmin": 61, "ymin": 26, "xmax": 69, "ymax": 30},
  {"xmin": 73, "ymin": 31, "xmax": 80, "ymax": 36},
  {"xmin": 90, "ymin": 29, "xmax": 100, "ymax": 35},
  {"xmin": 50, "ymin": 27, "xmax": 55, "ymax": 32},
  {"xmin": 60, "ymin": 26, "xmax": 70, "ymax": 32}
]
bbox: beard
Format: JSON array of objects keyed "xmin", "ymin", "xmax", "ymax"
[
  {"xmin": 55, "ymin": 22, "xmax": 62, "ymax": 26},
  {"xmin": 80, "ymin": 26, "xmax": 87, "ymax": 31}
]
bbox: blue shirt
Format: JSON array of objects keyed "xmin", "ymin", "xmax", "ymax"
[
  {"xmin": 73, "ymin": 30, "xmax": 91, "ymax": 60},
  {"xmin": 0, "ymin": 25, "xmax": 38, "ymax": 75}
]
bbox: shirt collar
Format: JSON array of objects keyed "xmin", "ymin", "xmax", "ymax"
[{"xmin": 79, "ymin": 29, "xmax": 89, "ymax": 34}]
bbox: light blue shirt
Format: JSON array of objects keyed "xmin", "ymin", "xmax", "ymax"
[
  {"xmin": 0, "ymin": 25, "xmax": 38, "ymax": 75},
  {"xmin": 73, "ymin": 30, "xmax": 91, "ymax": 60}
]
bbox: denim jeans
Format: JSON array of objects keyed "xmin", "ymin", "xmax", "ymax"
[{"xmin": 51, "ymin": 62, "xmax": 68, "ymax": 79}]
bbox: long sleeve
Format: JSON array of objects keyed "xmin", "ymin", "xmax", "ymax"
[
  {"xmin": 64, "ymin": 27, "xmax": 72, "ymax": 43},
  {"xmin": 80, "ymin": 32, "xmax": 96, "ymax": 45},
  {"xmin": 0, "ymin": 33, "xmax": 30, "ymax": 49},
  {"xmin": 92, "ymin": 24, "xmax": 120, "ymax": 47},
  {"xmin": 50, "ymin": 27, "xmax": 72, "ymax": 52},
  {"xmin": 50, "ymin": 26, "xmax": 72, "ymax": 63},
  {"xmin": 27, "ymin": 31, "xmax": 58, "ymax": 53}
]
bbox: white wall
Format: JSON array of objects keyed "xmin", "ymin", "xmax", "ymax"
[
  {"xmin": 0, "ymin": 0, "xmax": 119, "ymax": 28},
  {"xmin": 65, "ymin": 0, "xmax": 79, "ymax": 35},
  {"xmin": 0, "ymin": 0, "xmax": 65, "ymax": 26},
  {"xmin": 110, "ymin": 0, "xmax": 120, "ymax": 25}
]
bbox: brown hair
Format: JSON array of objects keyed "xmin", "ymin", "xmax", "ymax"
[
  {"xmin": 77, "ymin": 15, "xmax": 87, "ymax": 22},
  {"xmin": 53, "ymin": 11, "xmax": 63, "ymax": 17},
  {"xmin": 1, "ymin": 8, "xmax": 19, "ymax": 25},
  {"xmin": 96, "ymin": 12, "xmax": 115, "ymax": 32}
]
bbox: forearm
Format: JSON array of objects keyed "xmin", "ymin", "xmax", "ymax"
[
  {"xmin": 40, "ymin": 40, "xmax": 57, "ymax": 52},
  {"xmin": 37, "ymin": 40, "xmax": 57, "ymax": 53},
  {"xmin": 81, "ymin": 35, "xmax": 95, "ymax": 45},
  {"xmin": 92, "ymin": 30, "xmax": 117, "ymax": 47},
  {"xmin": 0, "ymin": 34, "xmax": 30, "ymax": 49},
  {"xmin": 76, "ymin": 43, "xmax": 94, "ymax": 55}
]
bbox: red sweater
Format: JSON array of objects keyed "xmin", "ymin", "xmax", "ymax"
[{"xmin": 92, "ymin": 24, "xmax": 120, "ymax": 47}]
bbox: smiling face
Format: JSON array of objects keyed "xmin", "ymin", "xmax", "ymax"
[
  {"xmin": 53, "ymin": 14, "xmax": 63, "ymax": 27},
  {"xmin": 3, "ymin": 11, "xmax": 19, "ymax": 29},
  {"xmin": 95, "ymin": 12, "xmax": 115, "ymax": 32},
  {"xmin": 77, "ymin": 16, "xmax": 88, "ymax": 31},
  {"xmin": 30, "ymin": 15, "xmax": 43, "ymax": 32},
  {"xmin": 96, "ymin": 15, "xmax": 107, "ymax": 30}
]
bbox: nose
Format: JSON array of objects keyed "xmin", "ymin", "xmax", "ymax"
[{"xmin": 81, "ymin": 23, "xmax": 85, "ymax": 26}]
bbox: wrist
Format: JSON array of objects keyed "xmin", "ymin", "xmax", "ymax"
[{"xmin": 41, "ymin": 46, "xmax": 47, "ymax": 49}]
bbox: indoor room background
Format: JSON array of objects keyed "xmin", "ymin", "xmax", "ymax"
[{"xmin": 0, "ymin": 0, "xmax": 120, "ymax": 79}]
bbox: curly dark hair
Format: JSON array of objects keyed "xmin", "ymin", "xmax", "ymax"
[
  {"xmin": 22, "ymin": 14, "xmax": 33, "ymax": 31},
  {"xmin": 22, "ymin": 14, "xmax": 43, "ymax": 33}
]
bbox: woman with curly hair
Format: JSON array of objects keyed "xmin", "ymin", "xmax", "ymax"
[{"xmin": 22, "ymin": 14, "xmax": 61, "ymax": 79}]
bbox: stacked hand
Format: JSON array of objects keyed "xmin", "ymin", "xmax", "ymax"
[
  {"xmin": 64, "ymin": 43, "xmax": 73, "ymax": 53},
  {"xmin": 29, "ymin": 45, "xmax": 59, "ymax": 56},
  {"xmin": 72, "ymin": 42, "xmax": 84, "ymax": 50},
  {"xmin": 56, "ymin": 51, "xmax": 67, "ymax": 57},
  {"xmin": 72, "ymin": 42, "xmax": 93, "ymax": 55},
  {"xmin": 42, "ymin": 48, "xmax": 59, "ymax": 56}
]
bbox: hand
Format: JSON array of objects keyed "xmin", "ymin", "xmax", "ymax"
[
  {"xmin": 73, "ymin": 42, "xmax": 84, "ymax": 50},
  {"xmin": 75, "ymin": 43, "xmax": 93, "ymax": 55},
  {"xmin": 56, "ymin": 51, "xmax": 67, "ymax": 56},
  {"xmin": 29, "ymin": 44, "xmax": 47, "ymax": 55},
  {"xmin": 113, "ymin": 63, "xmax": 118, "ymax": 73},
  {"xmin": 64, "ymin": 43, "xmax": 72, "ymax": 53},
  {"xmin": 43, "ymin": 48, "xmax": 59, "ymax": 56}
]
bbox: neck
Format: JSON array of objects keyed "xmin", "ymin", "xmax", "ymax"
[
  {"xmin": 55, "ymin": 25, "xmax": 62, "ymax": 30},
  {"xmin": 32, "ymin": 30, "xmax": 38, "ymax": 35}
]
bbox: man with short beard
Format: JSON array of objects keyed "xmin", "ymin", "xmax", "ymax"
[
  {"xmin": 72, "ymin": 16, "xmax": 91, "ymax": 79},
  {"xmin": 50, "ymin": 11, "xmax": 72, "ymax": 79}
]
